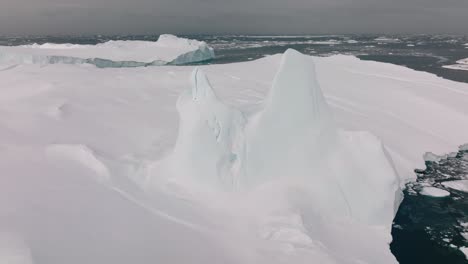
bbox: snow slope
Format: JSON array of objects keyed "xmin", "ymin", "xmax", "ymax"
[
  {"xmin": 0, "ymin": 34, "xmax": 215, "ymax": 67},
  {"xmin": 1, "ymin": 50, "xmax": 468, "ymax": 263}
]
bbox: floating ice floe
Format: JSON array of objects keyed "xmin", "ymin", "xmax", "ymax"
[
  {"xmin": 442, "ymin": 180, "xmax": 468, "ymax": 193},
  {"xmin": 443, "ymin": 58, "xmax": 468, "ymax": 71},
  {"xmin": 0, "ymin": 34, "xmax": 215, "ymax": 67},
  {"xmin": 374, "ymin": 37, "xmax": 401, "ymax": 43},
  {"xmin": 460, "ymin": 247, "xmax": 468, "ymax": 260},
  {"xmin": 420, "ymin": 187, "xmax": 450, "ymax": 197}
]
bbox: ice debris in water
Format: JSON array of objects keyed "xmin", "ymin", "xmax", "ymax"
[{"xmin": 419, "ymin": 187, "xmax": 450, "ymax": 197}]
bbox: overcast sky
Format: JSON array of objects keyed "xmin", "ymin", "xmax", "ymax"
[{"xmin": 1, "ymin": 0, "xmax": 468, "ymax": 35}]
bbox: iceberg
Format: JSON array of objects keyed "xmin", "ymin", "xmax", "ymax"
[
  {"xmin": 148, "ymin": 49, "xmax": 402, "ymax": 264},
  {"xmin": 1, "ymin": 48, "xmax": 468, "ymax": 263},
  {"xmin": 0, "ymin": 34, "xmax": 215, "ymax": 67},
  {"xmin": 159, "ymin": 68, "xmax": 246, "ymax": 190}
]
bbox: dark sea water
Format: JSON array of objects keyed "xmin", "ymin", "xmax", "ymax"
[
  {"xmin": 391, "ymin": 148, "xmax": 468, "ymax": 264},
  {"xmin": 1, "ymin": 34, "xmax": 467, "ymax": 262},
  {"xmin": 197, "ymin": 34, "xmax": 468, "ymax": 83}
]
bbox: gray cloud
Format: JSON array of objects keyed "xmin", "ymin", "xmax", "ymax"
[{"xmin": 0, "ymin": 0, "xmax": 467, "ymax": 35}]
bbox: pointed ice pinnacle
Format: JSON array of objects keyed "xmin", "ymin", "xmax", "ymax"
[
  {"xmin": 263, "ymin": 48, "xmax": 332, "ymax": 127},
  {"xmin": 165, "ymin": 51, "xmax": 401, "ymax": 227},
  {"xmin": 190, "ymin": 68, "xmax": 217, "ymax": 101},
  {"xmin": 170, "ymin": 68, "xmax": 245, "ymax": 190},
  {"xmin": 244, "ymin": 48, "xmax": 335, "ymax": 187}
]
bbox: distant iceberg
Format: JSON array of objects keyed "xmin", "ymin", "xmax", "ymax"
[
  {"xmin": 374, "ymin": 37, "xmax": 400, "ymax": 43},
  {"xmin": 0, "ymin": 34, "xmax": 215, "ymax": 67}
]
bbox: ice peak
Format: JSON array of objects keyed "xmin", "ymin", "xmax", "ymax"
[
  {"xmin": 190, "ymin": 68, "xmax": 217, "ymax": 101},
  {"xmin": 165, "ymin": 50, "xmax": 400, "ymax": 228},
  {"xmin": 266, "ymin": 48, "xmax": 331, "ymax": 124}
]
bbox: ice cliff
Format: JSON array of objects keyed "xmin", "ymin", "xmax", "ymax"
[{"xmin": 0, "ymin": 34, "xmax": 215, "ymax": 67}]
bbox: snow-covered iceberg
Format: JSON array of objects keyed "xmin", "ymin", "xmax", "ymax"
[
  {"xmin": 148, "ymin": 49, "xmax": 402, "ymax": 263},
  {"xmin": 0, "ymin": 34, "xmax": 215, "ymax": 67},
  {"xmin": 1, "ymin": 49, "xmax": 468, "ymax": 264}
]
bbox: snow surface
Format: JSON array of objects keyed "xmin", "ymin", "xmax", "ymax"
[
  {"xmin": 442, "ymin": 180, "xmax": 468, "ymax": 193},
  {"xmin": 0, "ymin": 34, "xmax": 215, "ymax": 67},
  {"xmin": 1, "ymin": 49, "xmax": 468, "ymax": 263},
  {"xmin": 0, "ymin": 233, "xmax": 33, "ymax": 264},
  {"xmin": 420, "ymin": 187, "xmax": 450, "ymax": 197}
]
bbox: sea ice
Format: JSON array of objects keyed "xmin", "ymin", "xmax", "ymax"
[
  {"xmin": 442, "ymin": 180, "xmax": 468, "ymax": 193},
  {"xmin": 420, "ymin": 187, "xmax": 450, "ymax": 197},
  {"xmin": 460, "ymin": 247, "xmax": 468, "ymax": 260},
  {"xmin": 443, "ymin": 58, "xmax": 468, "ymax": 71}
]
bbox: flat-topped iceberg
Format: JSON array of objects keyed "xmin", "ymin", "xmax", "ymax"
[{"xmin": 0, "ymin": 34, "xmax": 215, "ymax": 67}]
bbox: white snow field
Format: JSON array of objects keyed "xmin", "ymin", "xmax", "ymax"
[
  {"xmin": 443, "ymin": 58, "xmax": 468, "ymax": 71},
  {"xmin": 1, "ymin": 49, "xmax": 468, "ymax": 264},
  {"xmin": 0, "ymin": 34, "xmax": 215, "ymax": 67}
]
